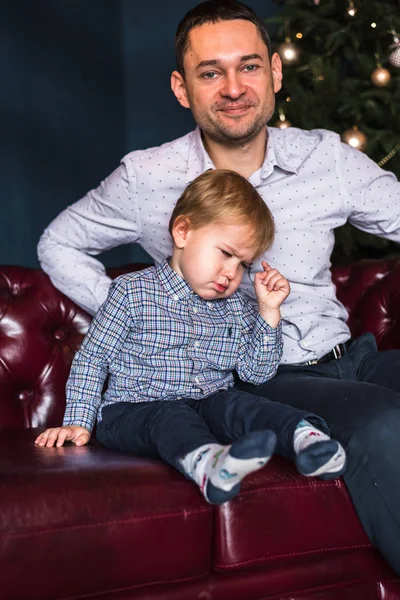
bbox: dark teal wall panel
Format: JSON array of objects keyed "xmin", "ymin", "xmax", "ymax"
[{"xmin": 1, "ymin": 0, "xmax": 278, "ymax": 267}]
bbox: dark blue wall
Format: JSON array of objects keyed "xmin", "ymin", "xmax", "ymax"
[{"xmin": 1, "ymin": 0, "xmax": 277, "ymax": 267}]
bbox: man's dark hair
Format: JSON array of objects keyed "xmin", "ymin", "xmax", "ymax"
[{"xmin": 175, "ymin": 0, "xmax": 272, "ymax": 76}]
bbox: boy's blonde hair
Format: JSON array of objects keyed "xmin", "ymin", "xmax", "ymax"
[{"xmin": 168, "ymin": 169, "xmax": 275, "ymax": 257}]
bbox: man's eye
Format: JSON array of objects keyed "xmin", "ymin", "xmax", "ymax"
[
  {"xmin": 201, "ymin": 71, "xmax": 217, "ymax": 79},
  {"xmin": 243, "ymin": 64, "xmax": 259, "ymax": 72}
]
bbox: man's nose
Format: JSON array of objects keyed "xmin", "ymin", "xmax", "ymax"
[{"xmin": 220, "ymin": 72, "xmax": 246, "ymax": 99}]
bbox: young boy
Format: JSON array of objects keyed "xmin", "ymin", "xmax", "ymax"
[{"xmin": 35, "ymin": 169, "xmax": 346, "ymax": 505}]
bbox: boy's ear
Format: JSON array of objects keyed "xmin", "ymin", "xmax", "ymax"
[{"xmin": 171, "ymin": 216, "xmax": 191, "ymax": 248}]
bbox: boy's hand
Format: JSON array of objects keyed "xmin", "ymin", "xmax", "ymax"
[
  {"xmin": 254, "ymin": 261, "xmax": 290, "ymax": 327},
  {"xmin": 34, "ymin": 426, "xmax": 90, "ymax": 448}
]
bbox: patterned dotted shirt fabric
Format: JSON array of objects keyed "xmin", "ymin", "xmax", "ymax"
[
  {"xmin": 38, "ymin": 126, "xmax": 400, "ymax": 365},
  {"xmin": 63, "ymin": 260, "xmax": 282, "ymax": 432}
]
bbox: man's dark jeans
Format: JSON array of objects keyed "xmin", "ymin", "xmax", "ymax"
[{"xmin": 237, "ymin": 333, "xmax": 400, "ymax": 574}]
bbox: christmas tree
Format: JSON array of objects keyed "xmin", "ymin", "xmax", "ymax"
[{"xmin": 266, "ymin": 0, "xmax": 400, "ymax": 262}]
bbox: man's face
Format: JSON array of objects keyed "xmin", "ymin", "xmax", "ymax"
[{"xmin": 171, "ymin": 19, "xmax": 282, "ymax": 146}]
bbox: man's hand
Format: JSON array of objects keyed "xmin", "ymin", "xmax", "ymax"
[
  {"xmin": 35, "ymin": 426, "xmax": 91, "ymax": 448},
  {"xmin": 254, "ymin": 261, "xmax": 290, "ymax": 328}
]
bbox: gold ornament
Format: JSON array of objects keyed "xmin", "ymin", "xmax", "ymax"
[
  {"xmin": 371, "ymin": 66, "xmax": 391, "ymax": 87},
  {"xmin": 274, "ymin": 109, "xmax": 291, "ymax": 129},
  {"xmin": 341, "ymin": 126, "xmax": 367, "ymax": 152},
  {"xmin": 277, "ymin": 38, "xmax": 300, "ymax": 65},
  {"xmin": 275, "ymin": 117, "xmax": 292, "ymax": 129}
]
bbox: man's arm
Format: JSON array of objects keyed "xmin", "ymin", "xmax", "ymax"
[
  {"xmin": 38, "ymin": 163, "xmax": 140, "ymax": 315},
  {"xmin": 340, "ymin": 142, "xmax": 400, "ymax": 240}
]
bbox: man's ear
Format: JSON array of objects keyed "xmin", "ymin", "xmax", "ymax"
[
  {"xmin": 171, "ymin": 216, "xmax": 191, "ymax": 248},
  {"xmin": 271, "ymin": 53, "xmax": 283, "ymax": 93},
  {"xmin": 171, "ymin": 71, "xmax": 191, "ymax": 109}
]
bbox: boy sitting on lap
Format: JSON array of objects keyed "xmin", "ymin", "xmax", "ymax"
[{"xmin": 36, "ymin": 169, "xmax": 346, "ymax": 504}]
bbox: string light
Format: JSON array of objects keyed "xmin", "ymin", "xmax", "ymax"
[
  {"xmin": 347, "ymin": 1, "xmax": 357, "ymax": 17},
  {"xmin": 378, "ymin": 145, "xmax": 400, "ymax": 167}
]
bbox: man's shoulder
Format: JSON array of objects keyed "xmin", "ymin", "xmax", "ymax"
[
  {"xmin": 120, "ymin": 130, "xmax": 196, "ymax": 172},
  {"xmin": 269, "ymin": 126, "xmax": 345, "ymax": 170},
  {"xmin": 270, "ymin": 126, "xmax": 341, "ymax": 149}
]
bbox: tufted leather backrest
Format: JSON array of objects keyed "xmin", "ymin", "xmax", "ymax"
[{"xmin": 1, "ymin": 259, "xmax": 400, "ymax": 430}]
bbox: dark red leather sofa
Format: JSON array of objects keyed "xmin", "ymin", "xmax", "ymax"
[{"xmin": 1, "ymin": 259, "xmax": 400, "ymax": 600}]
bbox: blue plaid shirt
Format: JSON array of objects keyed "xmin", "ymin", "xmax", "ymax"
[{"xmin": 63, "ymin": 260, "xmax": 282, "ymax": 432}]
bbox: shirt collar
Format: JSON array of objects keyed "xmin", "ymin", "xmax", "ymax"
[
  {"xmin": 186, "ymin": 127, "xmax": 214, "ymax": 184},
  {"xmin": 185, "ymin": 125, "xmax": 298, "ymax": 184},
  {"xmin": 156, "ymin": 259, "xmax": 193, "ymax": 300},
  {"xmin": 265, "ymin": 127, "xmax": 298, "ymax": 176}
]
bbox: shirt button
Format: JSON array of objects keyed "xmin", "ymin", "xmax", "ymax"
[
  {"xmin": 265, "ymin": 336, "xmax": 270, "ymax": 342},
  {"xmin": 195, "ymin": 376, "xmax": 200, "ymax": 384},
  {"xmin": 193, "ymin": 307, "xmax": 198, "ymax": 314},
  {"xmin": 207, "ymin": 302, "xmax": 213, "ymax": 309},
  {"xmin": 173, "ymin": 294, "xmax": 179, "ymax": 301},
  {"xmin": 194, "ymin": 341, "xmax": 200, "ymax": 348},
  {"xmin": 302, "ymin": 341, "xmax": 308, "ymax": 347}
]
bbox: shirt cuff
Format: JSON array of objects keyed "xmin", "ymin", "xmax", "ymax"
[
  {"xmin": 253, "ymin": 314, "xmax": 282, "ymax": 342},
  {"xmin": 62, "ymin": 402, "xmax": 97, "ymax": 433}
]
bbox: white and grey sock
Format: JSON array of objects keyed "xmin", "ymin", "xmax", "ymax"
[
  {"xmin": 181, "ymin": 430, "xmax": 277, "ymax": 505},
  {"xmin": 293, "ymin": 420, "xmax": 346, "ymax": 479}
]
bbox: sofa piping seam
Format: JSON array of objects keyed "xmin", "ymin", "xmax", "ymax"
[
  {"xmin": 215, "ymin": 542, "xmax": 372, "ymax": 568},
  {"xmin": 1, "ymin": 506, "xmax": 211, "ymax": 539}
]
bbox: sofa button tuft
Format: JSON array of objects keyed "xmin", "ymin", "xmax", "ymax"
[
  {"xmin": 18, "ymin": 390, "xmax": 32, "ymax": 403},
  {"xmin": 54, "ymin": 328, "xmax": 67, "ymax": 341}
]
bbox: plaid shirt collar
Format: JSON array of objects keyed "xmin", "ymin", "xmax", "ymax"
[{"xmin": 156, "ymin": 259, "xmax": 194, "ymax": 300}]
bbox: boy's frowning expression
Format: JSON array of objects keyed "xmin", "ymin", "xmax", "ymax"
[{"xmin": 170, "ymin": 219, "xmax": 259, "ymax": 300}]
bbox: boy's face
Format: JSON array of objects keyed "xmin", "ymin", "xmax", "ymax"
[{"xmin": 170, "ymin": 220, "xmax": 258, "ymax": 300}]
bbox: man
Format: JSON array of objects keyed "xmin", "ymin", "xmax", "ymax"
[{"xmin": 38, "ymin": 0, "xmax": 400, "ymax": 572}]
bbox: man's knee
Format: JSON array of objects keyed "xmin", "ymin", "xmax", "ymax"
[{"xmin": 347, "ymin": 405, "xmax": 400, "ymax": 454}]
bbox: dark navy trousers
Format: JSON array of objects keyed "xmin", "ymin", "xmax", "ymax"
[
  {"xmin": 237, "ymin": 333, "xmax": 400, "ymax": 575},
  {"xmin": 96, "ymin": 390, "xmax": 325, "ymax": 477}
]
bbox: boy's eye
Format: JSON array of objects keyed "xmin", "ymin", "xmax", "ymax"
[{"xmin": 221, "ymin": 250, "xmax": 232, "ymax": 257}]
